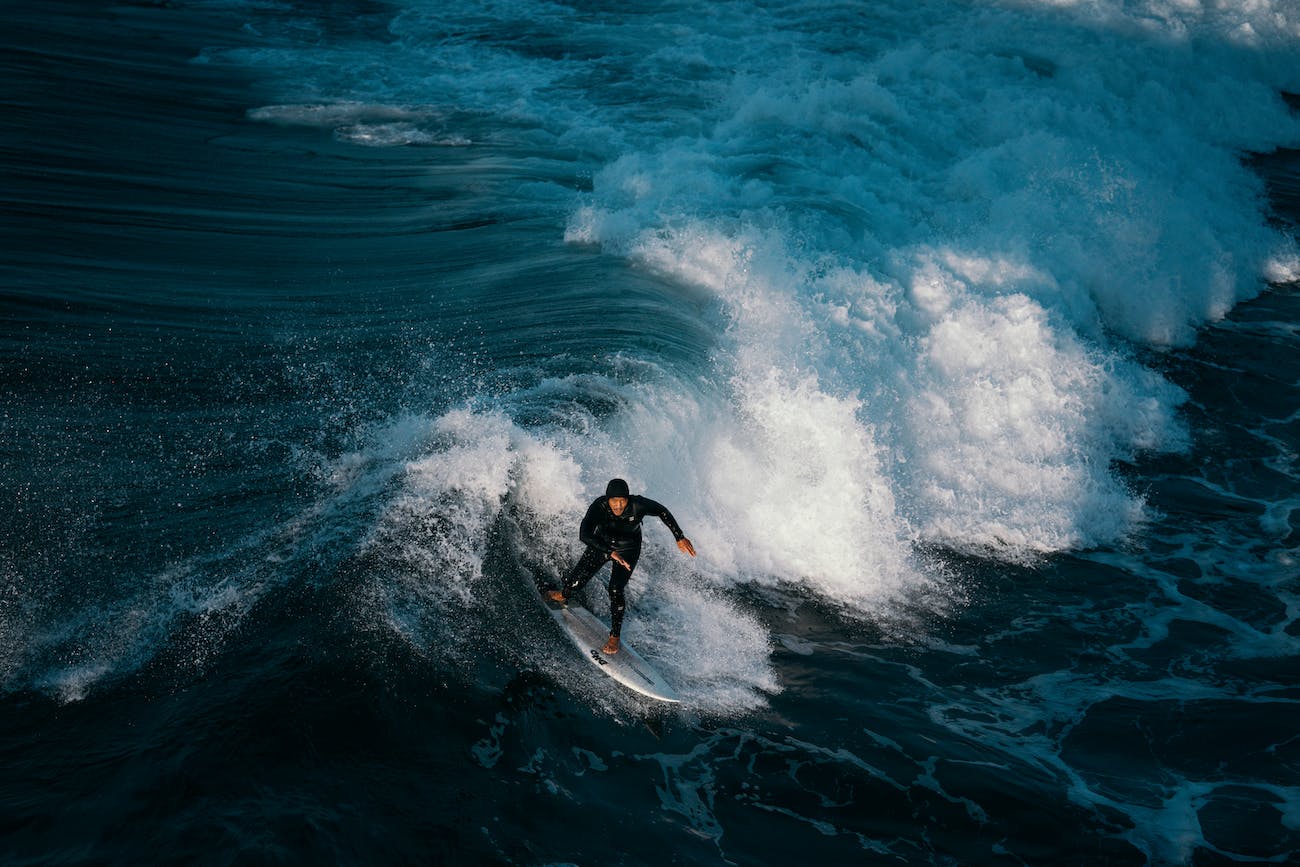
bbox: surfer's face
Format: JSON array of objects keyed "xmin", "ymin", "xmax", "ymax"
[{"xmin": 608, "ymin": 496, "xmax": 629, "ymax": 516}]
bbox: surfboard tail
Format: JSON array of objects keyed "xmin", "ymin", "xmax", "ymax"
[{"xmin": 534, "ymin": 581, "xmax": 680, "ymax": 703}]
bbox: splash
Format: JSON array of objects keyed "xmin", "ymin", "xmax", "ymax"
[{"xmin": 561, "ymin": 0, "xmax": 1299, "ymax": 567}]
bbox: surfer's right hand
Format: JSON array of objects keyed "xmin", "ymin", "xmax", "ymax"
[{"xmin": 610, "ymin": 552, "xmax": 631, "ymax": 570}]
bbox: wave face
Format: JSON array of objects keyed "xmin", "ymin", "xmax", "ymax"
[
  {"xmin": 3, "ymin": 0, "xmax": 1299, "ymax": 864},
  {"xmin": 229, "ymin": 0, "xmax": 1298, "ymax": 569}
]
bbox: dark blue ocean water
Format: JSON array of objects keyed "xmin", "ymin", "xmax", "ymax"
[{"xmin": 3, "ymin": 1, "xmax": 1299, "ymax": 864}]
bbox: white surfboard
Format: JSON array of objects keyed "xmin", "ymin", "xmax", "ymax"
[{"xmin": 539, "ymin": 590, "xmax": 680, "ymax": 704}]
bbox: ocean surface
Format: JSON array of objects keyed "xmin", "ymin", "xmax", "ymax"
[{"xmin": 3, "ymin": 1, "xmax": 1300, "ymax": 864}]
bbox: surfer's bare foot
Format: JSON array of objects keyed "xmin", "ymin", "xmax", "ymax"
[
  {"xmin": 545, "ymin": 590, "xmax": 567, "ymax": 603},
  {"xmin": 602, "ymin": 635, "xmax": 620, "ymax": 655}
]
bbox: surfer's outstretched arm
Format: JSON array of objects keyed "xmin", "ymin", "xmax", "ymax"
[{"xmin": 640, "ymin": 497, "xmax": 696, "ymax": 557}]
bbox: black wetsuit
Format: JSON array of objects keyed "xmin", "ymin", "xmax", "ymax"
[{"xmin": 559, "ymin": 494, "xmax": 686, "ymax": 637}]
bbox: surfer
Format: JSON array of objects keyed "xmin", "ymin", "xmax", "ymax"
[{"xmin": 547, "ymin": 478, "xmax": 696, "ymax": 654}]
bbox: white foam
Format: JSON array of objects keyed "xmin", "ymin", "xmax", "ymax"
[
  {"xmin": 341, "ymin": 398, "xmax": 783, "ymax": 709},
  {"xmin": 559, "ymin": 0, "xmax": 1298, "ymax": 569},
  {"xmin": 1009, "ymin": 0, "xmax": 1300, "ymax": 51},
  {"xmin": 200, "ymin": 0, "xmax": 1300, "ymax": 711},
  {"xmin": 247, "ymin": 102, "xmax": 471, "ymax": 148},
  {"xmin": 247, "ymin": 102, "xmax": 425, "ymax": 128},
  {"xmin": 334, "ymin": 124, "xmax": 471, "ymax": 148}
]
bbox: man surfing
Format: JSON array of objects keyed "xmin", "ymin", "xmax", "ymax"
[{"xmin": 546, "ymin": 478, "xmax": 695, "ymax": 655}]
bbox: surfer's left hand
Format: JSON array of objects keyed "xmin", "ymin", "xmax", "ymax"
[{"xmin": 678, "ymin": 538, "xmax": 696, "ymax": 557}]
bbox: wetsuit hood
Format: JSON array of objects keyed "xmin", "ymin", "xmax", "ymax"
[{"xmin": 605, "ymin": 478, "xmax": 630, "ymax": 499}]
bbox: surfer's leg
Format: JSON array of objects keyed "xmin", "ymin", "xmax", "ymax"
[
  {"xmin": 559, "ymin": 546, "xmax": 606, "ymax": 598},
  {"xmin": 606, "ymin": 546, "xmax": 640, "ymax": 638}
]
